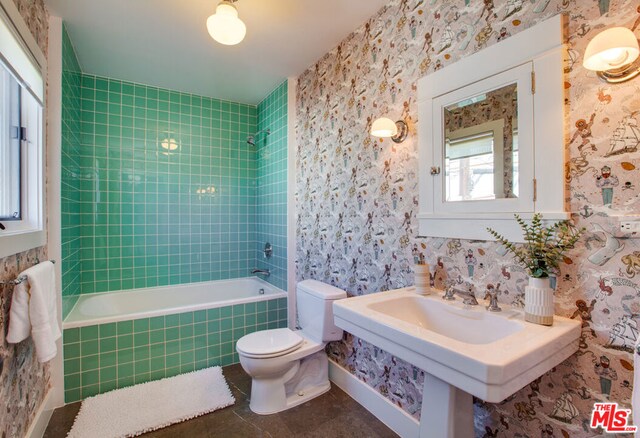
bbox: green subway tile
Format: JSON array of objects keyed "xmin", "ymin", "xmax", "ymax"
[
  {"xmin": 100, "ymin": 351, "xmax": 117, "ymax": 368},
  {"xmin": 206, "ymin": 308, "xmax": 220, "ymax": 320},
  {"xmin": 117, "ymin": 321, "xmax": 133, "ymax": 335},
  {"xmin": 99, "ymin": 323, "xmax": 117, "ymax": 338},
  {"xmin": 65, "ymin": 328, "xmax": 80, "ymax": 343},
  {"xmin": 134, "ymin": 332, "xmax": 149, "ymax": 346},
  {"xmin": 81, "ymin": 340, "xmax": 99, "ymax": 356},
  {"xmin": 134, "ymin": 360, "xmax": 150, "ymax": 375},
  {"xmin": 180, "ymin": 325, "xmax": 194, "ymax": 338},
  {"xmin": 99, "ymin": 337, "xmax": 117, "ymax": 352},
  {"xmin": 118, "ymin": 376, "xmax": 134, "ymax": 388},
  {"xmin": 150, "ymin": 343, "xmax": 165, "ymax": 358},
  {"xmin": 166, "ymin": 327, "xmax": 179, "ymax": 341},
  {"xmin": 100, "ymin": 366, "xmax": 117, "ymax": 382},
  {"xmin": 166, "ymin": 354, "xmax": 180, "ymax": 369},
  {"xmin": 165, "ymin": 314, "xmax": 180, "ymax": 327},
  {"xmin": 149, "ymin": 329, "xmax": 164, "ymax": 344},
  {"xmin": 101, "ymin": 380, "xmax": 118, "ymax": 393},
  {"xmin": 82, "ymin": 384, "xmax": 101, "ymax": 398},
  {"xmin": 133, "ymin": 319, "xmax": 149, "ymax": 332},
  {"xmin": 64, "ymin": 373, "xmax": 81, "ymax": 390},
  {"xmin": 118, "ymin": 348, "xmax": 134, "ymax": 364},
  {"xmin": 180, "ymin": 338, "xmax": 194, "ymax": 352},
  {"xmin": 149, "ymin": 316, "xmax": 164, "ymax": 330},
  {"xmin": 65, "ymin": 389, "xmax": 81, "ymax": 404},
  {"xmin": 194, "ymin": 310, "xmax": 206, "ymax": 323},
  {"xmin": 118, "ymin": 362, "xmax": 134, "ymax": 378},
  {"xmin": 179, "ymin": 313, "xmax": 193, "ymax": 325},
  {"xmin": 64, "ymin": 343, "xmax": 80, "ymax": 359},
  {"xmin": 166, "ymin": 340, "xmax": 180, "ymax": 355},
  {"xmin": 194, "ymin": 323, "xmax": 206, "ymax": 336},
  {"xmin": 64, "ymin": 358, "xmax": 81, "ymax": 375},
  {"xmin": 118, "ymin": 334, "xmax": 133, "ymax": 349},
  {"xmin": 81, "ymin": 369, "xmax": 100, "ymax": 386},
  {"xmin": 80, "ymin": 326, "xmax": 99, "ymax": 341},
  {"xmin": 221, "ymin": 318, "xmax": 232, "ymax": 331}
]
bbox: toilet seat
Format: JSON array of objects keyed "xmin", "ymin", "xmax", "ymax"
[{"xmin": 236, "ymin": 328, "xmax": 304, "ymax": 358}]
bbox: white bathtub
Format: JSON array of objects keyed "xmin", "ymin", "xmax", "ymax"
[{"xmin": 63, "ymin": 277, "xmax": 287, "ymax": 329}]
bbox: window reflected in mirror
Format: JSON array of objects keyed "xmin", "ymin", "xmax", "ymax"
[{"xmin": 444, "ymin": 83, "xmax": 518, "ymax": 202}]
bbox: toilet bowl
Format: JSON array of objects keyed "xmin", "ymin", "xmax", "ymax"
[{"xmin": 236, "ymin": 280, "xmax": 347, "ymax": 415}]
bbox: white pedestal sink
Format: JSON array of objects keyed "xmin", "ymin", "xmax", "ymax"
[{"xmin": 333, "ymin": 288, "xmax": 581, "ymax": 438}]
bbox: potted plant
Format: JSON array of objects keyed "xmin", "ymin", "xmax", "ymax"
[{"xmin": 487, "ymin": 214, "xmax": 584, "ymax": 326}]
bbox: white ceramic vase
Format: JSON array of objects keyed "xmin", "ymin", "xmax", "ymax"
[
  {"xmin": 414, "ymin": 264, "xmax": 431, "ymax": 294},
  {"xmin": 524, "ymin": 276, "xmax": 554, "ymax": 326}
]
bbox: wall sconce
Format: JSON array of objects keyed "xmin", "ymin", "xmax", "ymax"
[
  {"xmin": 370, "ymin": 117, "xmax": 408, "ymax": 143},
  {"xmin": 583, "ymin": 27, "xmax": 640, "ymax": 83}
]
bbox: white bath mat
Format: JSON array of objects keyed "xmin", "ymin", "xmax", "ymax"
[{"xmin": 67, "ymin": 366, "xmax": 235, "ymax": 438}]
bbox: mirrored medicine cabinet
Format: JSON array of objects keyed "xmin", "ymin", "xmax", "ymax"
[{"xmin": 417, "ymin": 15, "xmax": 568, "ymax": 242}]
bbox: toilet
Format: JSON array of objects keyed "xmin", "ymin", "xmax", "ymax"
[{"xmin": 236, "ymin": 279, "xmax": 347, "ymax": 415}]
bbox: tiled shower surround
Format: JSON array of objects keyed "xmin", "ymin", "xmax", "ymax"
[
  {"xmin": 61, "ymin": 24, "xmax": 82, "ymax": 317},
  {"xmin": 255, "ymin": 82, "xmax": 288, "ymax": 290},
  {"xmin": 60, "ymin": 28, "xmax": 289, "ymax": 401},
  {"xmin": 75, "ymin": 76, "xmax": 258, "ymax": 293},
  {"xmin": 63, "ymin": 298, "xmax": 288, "ymax": 402}
]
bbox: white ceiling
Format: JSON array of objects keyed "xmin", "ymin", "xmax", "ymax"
[{"xmin": 45, "ymin": 0, "xmax": 388, "ymax": 105}]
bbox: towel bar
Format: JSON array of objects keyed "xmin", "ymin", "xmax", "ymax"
[{"xmin": 0, "ymin": 260, "xmax": 56, "ymax": 286}]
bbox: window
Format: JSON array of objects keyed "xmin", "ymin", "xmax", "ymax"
[
  {"xmin": 1, "ymin": 63, "xmax": 22, "ymax": 220},
  {"xmin": 0, "ymin": 1, "xmax": 46, "ymax": 258}
]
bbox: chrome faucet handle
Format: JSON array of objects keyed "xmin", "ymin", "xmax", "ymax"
[
  {"xmin": 463, "ymin": 285, "xmax": 479, "ymax": 306},
  {"xmin": 484, "ymin": 284, "xmax": 502, "ymax": 312},
  {"xmin": 443, "ymin": 285, "xmax": 456, "ymax": 301}
]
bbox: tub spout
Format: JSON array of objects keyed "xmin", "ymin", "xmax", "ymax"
[{"xmin": 251, "ymin": 269, "xmax": 271, "ymax": 278}]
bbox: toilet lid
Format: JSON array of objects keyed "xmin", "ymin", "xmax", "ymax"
[{"xmin": 236, "ymin": 328, "xmax": 304, "ymax": 356}]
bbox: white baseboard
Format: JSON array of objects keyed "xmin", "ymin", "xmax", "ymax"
[
  {"xmin": 25, "ymin": 390, "xmax": 53, "ymax": 438},
  {"xmin": 328, "ymin": 360, "xmax": 419, "ymax": 438}
]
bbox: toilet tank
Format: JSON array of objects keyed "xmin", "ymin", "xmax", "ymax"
[{"xmin": 297, "ymin": 280, "xmax": 347, "ymax": 343}]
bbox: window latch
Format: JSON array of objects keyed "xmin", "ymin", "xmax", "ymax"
[{"xmin": 19, "ymin": 127, "xmax": 27, "ymax": 142}]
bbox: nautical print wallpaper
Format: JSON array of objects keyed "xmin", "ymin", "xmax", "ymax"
[
  {"xmin": 0, "ymin": 1, "xmax": 50, "ymax": 437},
  {"xmin": 295, "ymin": 0, "xmax": 640, "ymax": 436}
]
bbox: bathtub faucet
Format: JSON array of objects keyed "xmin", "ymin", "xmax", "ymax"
[{"xmin": 251, "ymin": 269, "xmax": 271, "ymax": 278}]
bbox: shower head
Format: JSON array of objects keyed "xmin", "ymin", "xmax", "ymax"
[{"xmin": 246, "ymin": 128, "xmax": 271, "ymax": 145}]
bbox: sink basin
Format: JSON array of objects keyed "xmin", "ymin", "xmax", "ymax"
[
  {"xmin": 333, "ymin": 287, "xmax": 581, "ymax": 438},
  {"xmin": 368, "ymin": 296, "xmax": 523, "ymax": 344}
]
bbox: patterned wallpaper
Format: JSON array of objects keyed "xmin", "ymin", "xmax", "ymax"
[
  {"xmin": 0, "ymin": 1, "xmax": 49, "ymax": 437},
  {"xmin": 296, "ymin": 0, "xmax": 640, "ymax": 436}
]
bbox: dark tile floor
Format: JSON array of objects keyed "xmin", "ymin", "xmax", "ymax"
[{"xmin": 44, "ymin": 364, "xmax": 399, "ymax": 438}]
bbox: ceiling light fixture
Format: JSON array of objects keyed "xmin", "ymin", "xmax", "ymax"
[{"xmin": 206, "ymin": 0, "xmax": 247, "ymax": 46}]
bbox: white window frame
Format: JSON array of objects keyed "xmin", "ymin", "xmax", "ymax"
[{"xmin": 0, "ymin": 0, "xmax": 46, "ymax": 258}]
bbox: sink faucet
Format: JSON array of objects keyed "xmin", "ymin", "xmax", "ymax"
[
  {"xmin": 251, "ymin": 269, "xmax": 270, "ymax": 278},
  {"xmin": 484, "ymin": 283, "xmax": 502, "ymax": 312},
  {"xmin": 443, "ymin": 284, "xmax": 479, "ymax": 305}
]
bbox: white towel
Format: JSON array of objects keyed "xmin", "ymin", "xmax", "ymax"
[
  {"xmin": 634, "ymin": 337, "xmax": 639, "ymax": 438},
  {"xmin": 6, "ymin": 261, "xmax": 60, "ymax": 362}
]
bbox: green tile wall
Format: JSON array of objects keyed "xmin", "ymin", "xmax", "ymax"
[
  {"xmin": 255, "ymin": 82, "xmax": 288, "ymax": 290},
  {"xmin": 61, "ymin": 24, "xmax": 82, "ymax": 318},
  {"xmin": 76, "ymin": 75, "xmax": 258, "ymax": 293},
  {"xmin": 63, "ymin": 297, "xmax": 288, "ymax": 402}
]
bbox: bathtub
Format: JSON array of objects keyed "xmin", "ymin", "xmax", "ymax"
[
  {"xmin": 62, "ymin": 277, "xmax": 289, "ymax": 402},
  {"xmin": 64, "ymin": 276, "xmax": 287, "ymax": 328}
]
